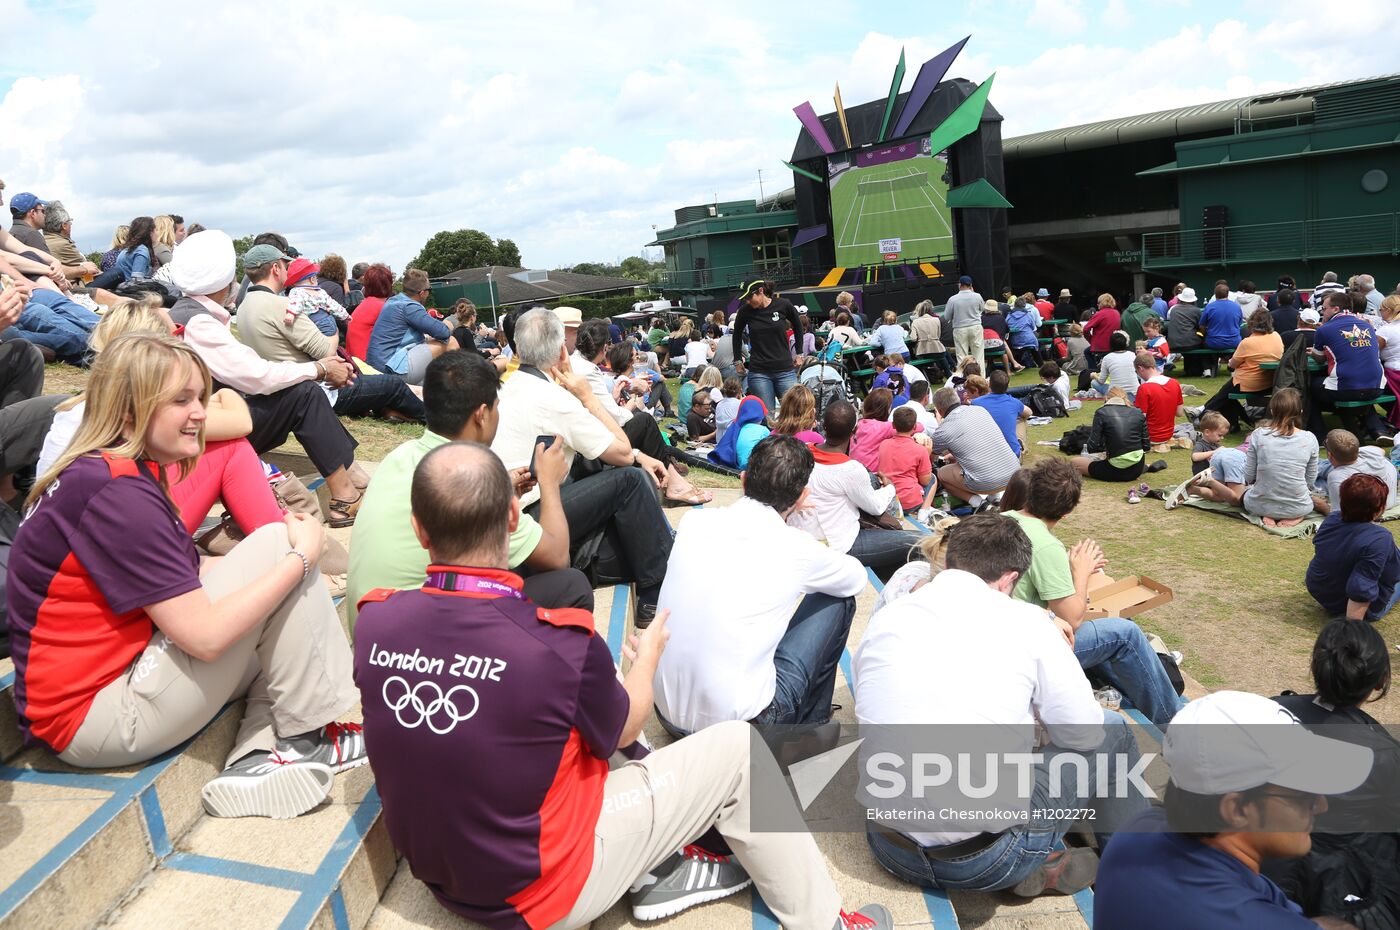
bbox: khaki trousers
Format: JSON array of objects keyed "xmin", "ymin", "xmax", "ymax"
[
  {"xmin": 953, "ymin": 325, "xmax": 984, "ymax": 374},
  {"xmin": 60, "ymin": 524, "xmax": 358, "ymax": 769},
  {"xmin": 549, "ymin": 720, "xmax": 841, "ymax": 930}
]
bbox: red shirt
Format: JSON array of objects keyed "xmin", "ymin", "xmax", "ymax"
[
  {"xmin": 354, "ymin": 568, "xmax": 627, "ymax": 930},
  {"xmin": 8, "ymin": 454, "xmax": 202, "ymax": 751},
  {"xmin": 1035, "ymin": 299, "xmax": 1055, "ymax": 320},
  {"xmin": 346, "ymin": 295, "xmax": 386, "ymax": 361},
  {"xmin": 877, "ymin": 435, "xmax": 933, "ymax": 510},
  {"xmin": 1135, "ymin": 376, "xmax": 1184, "ymax": 443},
  {"xmin": 1084, "ymin": 307, "xmax": 1122, "ymax": 353}
]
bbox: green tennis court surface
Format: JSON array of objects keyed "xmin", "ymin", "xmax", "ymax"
[{"xmin": 831, "ymin": 155, "xmax": 953, "ymax": 267}]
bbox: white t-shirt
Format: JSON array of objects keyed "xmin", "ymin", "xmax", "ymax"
[
  {"xmin": 1097, "ymin": 350, "xmax": 1141, "ymax": 393},
  {"xmin": 1050, "ymin": 372, "xmax": 1071, "ymax": 407},
  {"xmin": 854, "ymin": 568, "xmax": 1103, "ymax": 845},
  {"xmin": 1378, "ymin": 320, "xmax": 1400, "ymax": 371},
  {"xmin": 790, "ymin": 453, "xmax": 898, "ymax": 554},
  {"xmin": 37, "ymin": 402, "xmax": 84, "ymax": 477},
  {"xmin": 491, "ymin": 367, "xmax": 617, "ymax": 508},
  {"xmin": 655, "ymin": 497, "xmax": 867, "ymax": 732},
  {"xmin": 683, "ymin": 340, "xmax": 710, "ymax": 370}
]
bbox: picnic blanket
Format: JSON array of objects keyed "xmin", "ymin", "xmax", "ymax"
[{"xmin": 1163, "ymin": 474, "xmax": 1400, "ymax": 538}]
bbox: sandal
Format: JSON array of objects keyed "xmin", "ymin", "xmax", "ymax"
[
  {"xmin": 327, "ymin": 493, "xmax": 364, "ymax": 528},
  {"xmin": 663, "ymin": 485, "xmax": 714, "ymax": 507}
]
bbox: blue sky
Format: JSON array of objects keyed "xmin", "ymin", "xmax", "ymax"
[{"xmin": 1, "ymin": 0, "xmax": 1394, "ymax": 270}]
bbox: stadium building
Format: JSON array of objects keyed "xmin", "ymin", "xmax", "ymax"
[{"xmin": 648, "ymin": 69, "xmax": 1400, "ymax": 307}]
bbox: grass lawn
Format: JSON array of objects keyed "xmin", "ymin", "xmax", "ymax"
[{"xmin": 41, "ymin": 360, "xmax": 1400, "ymax": 723}]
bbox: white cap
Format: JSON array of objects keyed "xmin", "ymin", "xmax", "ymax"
[
  {"xmin": 1164, "ymin": 691, "xmax": 1372, "ymax": 795},
  {"xmin": 1300, "ymin": 308, "xmax": 1321, "ymax": 325},
  {"xmin": 1178, "ymin": 287, "xmax": 1198, "ymax": 303},
  {"xmin": 168, "ymin": 230, "xmax": 236, "ymax": 296}
]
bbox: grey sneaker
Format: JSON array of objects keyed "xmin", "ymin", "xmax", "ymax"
[
  {"xmin": 201, "ymin": 751, "xmax": 333, "ymax": 819},
  {"xmin": 275, "ymin": 722, "xmax": 368, "ymax": 773},
  {"xmin": 836, "ymin": 904, "xmax": 894, "ymax": 929},
  {"xmin": 629, "ymin": 845, "xmax": 752, "ymax": 921}
]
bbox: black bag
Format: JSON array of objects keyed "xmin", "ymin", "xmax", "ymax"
[
  {"xmin": 1027, "ymin": 385, "xmax": 1069, "ymax": 418},
  {"xmin": 1058, "ymin": 424, "xmax": 1091, "ymax": 455},
  {"xmin": 1156, "ymin": 650, "xmax": 1186, "ymax": 696},
  {"xmin": 115, "ymin": 278, "xmax": 179, "ymax": 308}
]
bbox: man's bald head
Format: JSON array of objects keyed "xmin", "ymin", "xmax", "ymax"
[{"xmin": 410, "ymin": 441, "xmax": 515, "ymax": 566}]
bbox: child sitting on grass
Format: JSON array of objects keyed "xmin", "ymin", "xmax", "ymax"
[
  {"xmin": 1192, "ymin": 411, "xmax": 1229, "ymax": 474},
  {"xmin": 677, "ymin": 363, "xmax": 707, "ymax": 424},
  {"xmin": 1313, "ymin": 428, "xmax": 1398, "ymax": 515},
  {"xmin": 871, "ymin": 354, "xmax": 911, "ymax": 407},
  {"xmin": 945, "ymin": 358, "xmax": 981, "ymax": 405},
  {"xmin": 850, "ymin": 388, "xmax": 923, "ymax": 472},
  {"xmin": 714, "ymin": 377, "xmax": 743, "ymax": 442},
  {"xmin": 1141, "ymin": 315, "xmax": 1170, "ymax": 371},
  {"xmin": 878, "ymin": 405, "xmax": 935, "ymax": 514}
]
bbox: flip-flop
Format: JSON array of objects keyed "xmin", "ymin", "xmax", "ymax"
[
  {"xmin": 1145, "ymin": 459, "xmax": 1168, "ymax": 473},
  {"xmin": 663, "ymin": 487, "xmax": 713, "ymax": 507}
]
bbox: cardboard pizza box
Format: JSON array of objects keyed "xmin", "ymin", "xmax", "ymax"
[{"xmin": 1084, "ymin": 573, "xmax": 1173, "ymax": 619}]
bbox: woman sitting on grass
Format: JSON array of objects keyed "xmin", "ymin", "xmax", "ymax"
[
  {"xmin": 1193, "ymin": 387, "xmax": 1318, "ymax": 527},
  {"xmin": 1072, "ymin": 387, "xmax": 1150, "ymax": 484},
  {"xmin": 1305, "ymin": 473, "xmax": 1400, "ymax": 620}
]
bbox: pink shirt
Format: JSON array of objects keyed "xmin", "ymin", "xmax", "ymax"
[
  {"xmin": 849, "ymin": 418, "xmax": 923, "ymax": 472},
  {"xmin": 877, "ymin": 435, "xmax": 933, "ymax": 510}
]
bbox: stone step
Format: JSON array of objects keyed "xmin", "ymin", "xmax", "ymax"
[
  {"xmin": 0, "ymin": 701, "xmax": 241, "ymax": 930},
  {"xmin": 0, "ymin": 658, "xmax": 21, "ymax": 762}
]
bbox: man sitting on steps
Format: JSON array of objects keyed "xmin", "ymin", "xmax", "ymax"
[{"xmin": 353, "ymin": 441, "xmax": 894, "ymax": 930}]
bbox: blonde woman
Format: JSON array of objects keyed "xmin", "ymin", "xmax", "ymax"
[
  {"xmin": 153, "ymin": 215, "xmax": 178, "ymax": 267},
  {"xmin": 37, "ymin": 299, "xmax": 284, "ymax": 538},
  {"xmin": 1377, "ymin": 294, "xmax": 1400, "ymax": 428},
  {"xmin": 11, "ymin": 333, "xmax": 362, "ymax": 817},
  {"xmin": 100, "ymin": 225, "xmax": 129, "ymax": 272}
]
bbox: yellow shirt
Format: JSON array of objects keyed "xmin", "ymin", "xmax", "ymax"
[{"xmin": 1230, "ymin": 332, "xmax": 1284, "ymax": 392}]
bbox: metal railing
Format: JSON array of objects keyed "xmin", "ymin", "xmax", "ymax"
[{"xmin": 1142, "ymin": 212, "xmax": 1400, "ymax": 269}]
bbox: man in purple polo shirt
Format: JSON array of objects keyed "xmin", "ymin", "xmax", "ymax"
[
  {"xmin": 353, "ymin": 441, "xmax": 892, "ymax": 930},
  {"xmin": 1307, "ymin": 290, "xmax": 1393, "ymax": 443}
]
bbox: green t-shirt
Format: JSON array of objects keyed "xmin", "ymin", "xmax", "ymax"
[
  {"xmin": 648, "ymin": 326, "xmax": 668, "ymax": 347},
  {"xmin": 344, "ymin": 430, "xmax": 542, "ymax": 629},
  {"xmin": 1006, "ymin": 511, "xmax": 1076, "ymax": 608}
]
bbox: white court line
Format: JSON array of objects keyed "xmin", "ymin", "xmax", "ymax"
[
  {"xmin": 913, "ymin": 176, "xmax": 954, "ymax": 238},
  {"xmin": 846, "ymin": 234, "xmax": 954, "ymax": 248},
  {"xmin": 837, "ymin": 179, "xmax": 863, "ymax": 249}
]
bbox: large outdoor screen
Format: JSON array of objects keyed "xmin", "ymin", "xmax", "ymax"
[{"xmin": 828, "ymin": 137, "xmax": 953, "ymax": 267}]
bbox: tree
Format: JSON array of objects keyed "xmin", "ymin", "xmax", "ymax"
[
  {"xmin": 618, "ymin": 255, "xmax": 653, "ymax": 281},
  {"xmin": 408, "ymin": 229, "xmax": 523, "ymax": 278},
  {"xmin": 566, "ymin": 261, "xmax": 609, "ymax": 277}
]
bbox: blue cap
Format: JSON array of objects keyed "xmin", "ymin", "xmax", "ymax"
[
  {"xmin": 958, "ymin": 275, "xmax": 973, "ymax": 286},
  {"xmin": 1036, "ymin": 287, "xmax": 1050, "ymax": 297},
  {"xmin": 11, "ymin": 192, "xmax": 45, "ymax": 213}
]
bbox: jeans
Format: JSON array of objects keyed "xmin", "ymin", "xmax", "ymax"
[
  {"xmin": 750, "ymin": 593, "xmax": 857, "ymax": 727},
  {"xmin": 866, "ymin": 710, "xmax": 1146, "ymax": 892},
  {"xmin": 4, "ymin": 297, "xmax": 91, "ymax": 361},
  {"xmin": 528, "ymin": 464, "xmax": 672, "ymax": 591},
  {"xmin": 1073, "ymin": 617, "xmax": 1185, "ymax": 727},
  {"xmin": 30, "ymin": 289, "xmax": 100, "ymax": 331},
  {"xmin": 1307, "ymin": 377, "xmax": 1392, "ymax": 442},
  {"xmin": 745, "ymin": 368, "xmax": 797, "ymax": 412},
  {"xmin": 846, "ymin": 527, "xmax": 923, "ymax": 582},
  {"xmin": 1090, "ymin": 378, "xmax": 1134, "ymax": 404},
  {"xmin": 1366, "ymin": 584, "xmax": 1400, "ymax": 622},
  {"xmin": 333, "ymin": 373, "xmax": 426, "ymax": 421}
]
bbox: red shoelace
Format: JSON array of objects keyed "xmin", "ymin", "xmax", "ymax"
[
  {"xmin": 324, "ymin": 722, "xmax": 364, "ymax": 765},
  {"xmin": 839, "ymin": 910, "xmax": 878, "ymax": 929},
  {"xmin": 682, "ymin": 844, "xmax": 729, "ymax": 863}
]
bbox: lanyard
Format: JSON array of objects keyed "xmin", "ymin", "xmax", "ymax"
[{"xmin": 425, "ymin": 570, "xmax": 528, "ymax": 601}]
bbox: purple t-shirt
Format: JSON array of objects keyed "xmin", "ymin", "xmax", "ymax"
[
  {"xmin": 353, "ymin": 568, "xmax": 628, "ymax": 930},
  {"xmin": 1315, "ymin": 313, "xmax": 1384, "ymax": 392},
  {"xmin": 8, "ymin": 454, "xmax": 201, "ymax": 751}
]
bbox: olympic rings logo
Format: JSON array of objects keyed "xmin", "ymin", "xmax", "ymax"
[{"xmin": 382, "ymin": 676, "xmax": 480, "ymax": 734}]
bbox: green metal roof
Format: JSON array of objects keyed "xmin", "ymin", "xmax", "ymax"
[{"xmin": 1003, "ymin": 73, "xmax": 1400, "ymax": 160}]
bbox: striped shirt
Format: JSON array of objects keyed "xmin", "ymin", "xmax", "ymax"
[
  {"xmin": 1310, "ymin": 281, "xmax": 1346, "ymax": 311},
  {"xmin": 931, "ymin": 405, "xmax": 1021, "ymax": 493}
]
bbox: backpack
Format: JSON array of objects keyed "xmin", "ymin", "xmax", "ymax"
[
  {"xmin": 1051, "ymin": 337, "xmax": 1069, "ymax": 360},
  {"xmin": 1027, "ymin": 385, "xmax": 1069, "ymax": 418},
  {"xmin": 1058, "ymin": 424, "xmax": 1091, "ymax": 455}
]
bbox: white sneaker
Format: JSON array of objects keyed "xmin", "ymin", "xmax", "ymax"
[{"xmin": 201, "ymin": 751, "xmax": 333, "ymax": 819}]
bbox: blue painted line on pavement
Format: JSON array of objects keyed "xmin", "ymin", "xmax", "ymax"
[
  {"xmin": 165, "ymin": 852, "xmax": 311, "ymax": 891},
  {"xmin": 277, "ymin": 785, "xmax": 383, "ymax": 930},
  {"xmin": 330, "ymin": 887, "xmax": 351, "ymax": 930},
  {"xmin": 752, "ymin": 892, "xmax": 780, "ymax": 929},
  {"xmin": 0, "ymin": 670, "xmax": 13, "ymax": 690},
  {"xmin": 139, "ymin": 785, "xmax": 173, "ymax": 858},
  {"xmin": 607, "ymin": 585, "xmax": 630, "ymax": 665},
  {"xmin": 0, "ymin": 703, "xmax": 237, "ymax": 921},
  {"xmin": 305, "ymin": 476, "xmax": 326, "ymax": 493},
  {"xmin": 923, "ymin": 888, "xmax": 962, "ymax": 928},
  {"xmin": 0, "ymin": 766, "xmax": 131, "ymax": 791}
]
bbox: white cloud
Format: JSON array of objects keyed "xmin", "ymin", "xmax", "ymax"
[{"xmin": 1, "ymin": 0, "xmax": 1397, "ymax": 271}]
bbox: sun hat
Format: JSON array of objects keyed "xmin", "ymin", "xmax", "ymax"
[{"xmin": 284, "ymin": 257, "xmax": 320, "ymax": 288}]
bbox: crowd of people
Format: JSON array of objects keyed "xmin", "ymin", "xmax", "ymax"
[{"xmin": 2, "ymin": 201, "xmax": 1400, "ymax": 929}]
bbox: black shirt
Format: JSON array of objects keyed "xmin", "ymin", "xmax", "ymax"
[{"xmin": 732, "ymin": 296, "xmax": 802, "ymax": 373}]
